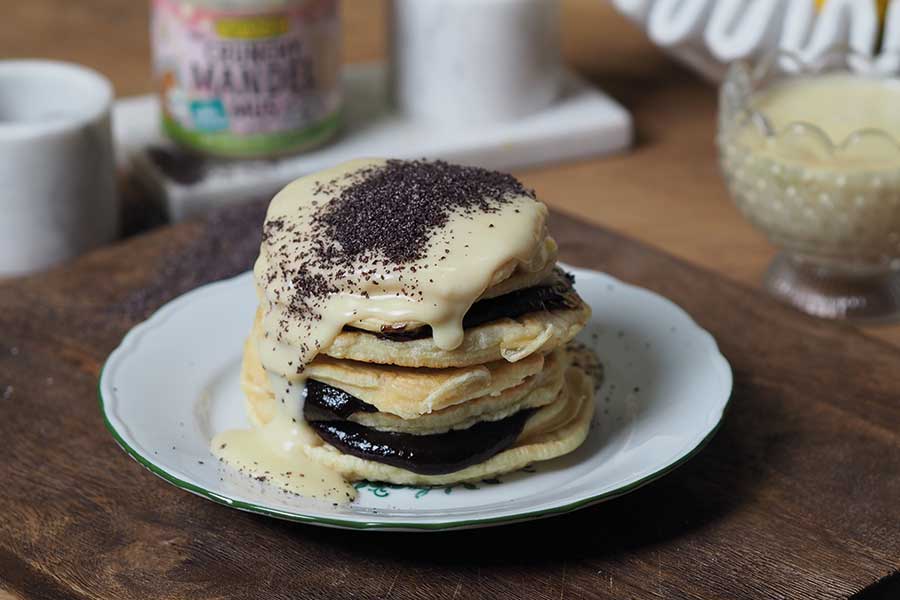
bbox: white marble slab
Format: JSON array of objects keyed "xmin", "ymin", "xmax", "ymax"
[{"xmin": 113, "ymin": 62, "xmax": 632, "ymax": 221}]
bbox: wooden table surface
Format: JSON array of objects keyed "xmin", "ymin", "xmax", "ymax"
[
  {"xmin": 1, "ymin": 2, "xmax": 899, "ymax": 600},
  {"xmin": 2, "ymin": 202, "xmax": 899, "ymax": 600}
]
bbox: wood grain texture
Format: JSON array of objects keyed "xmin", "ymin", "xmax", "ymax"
[
  {"xmin": 1, "ymin": 2, "xmax": 899, "ymax": 598},
  {"xmin": 0, "ymin": 201, "xmax": 898, "ymax": 599}
]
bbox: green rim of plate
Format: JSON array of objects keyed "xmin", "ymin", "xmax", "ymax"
[{"xmin": 98, "ymin": 369, "xmax": 729, "ymax": 531}]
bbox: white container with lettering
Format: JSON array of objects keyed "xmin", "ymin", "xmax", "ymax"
[{"xmin": 151, "ymin": 0, "xmax": 341, "ymax": 158}]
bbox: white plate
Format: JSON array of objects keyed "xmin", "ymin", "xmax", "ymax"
[{"xmin": 100, "ymin": 265, "xmax": 732, "ymax": 531}]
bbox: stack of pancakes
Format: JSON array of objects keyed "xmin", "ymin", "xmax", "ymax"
[{"xmin": 241, "ymin": 158, "xmax": 597, "ymax": 486}]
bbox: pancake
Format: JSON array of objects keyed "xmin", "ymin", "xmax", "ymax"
[
  {"xmin": 345, "ymin": 350, "xmax": 566, "ymax": 434},
  {"xmin": 253, "ymin": 269, "xmax": 590, "ymax": 373},
  {"xmin": 304, "ymin": 349, "xmax": 566, "ymax": 435},
  {"xmin": 323, "ymin": 299, "xmax": 590, "ymax": 368},
  {"xmin": 242, "ymin": 344, "xmax": 595, "ymax": 483},
  {"xmin": 475, "ymin": 241, "xmax": 559, "ymax": 300},
  {"xmin": 301, "ymin": 360, "xmax": 586, "ymax": 475},
  {"xmin": 254, "ymin": 222, "xmax": 559, "ymax": 335},
  {"xmin": 254, "ymin": 158, "xmax": 560, "ymax": 373},
  {"xmin": 301, "ymin": 366, "xmax": 595, "ymax": 485},
  {"xmin": 247, "ymin": 315, "xmax": 548, "ymax": 418},
  {"xmin": 366, "ymin": 268, "xmax": 579, "ymax": 341},
  {"xmin": 244, "ymin": 339, "xmax": 568, "ymax": 439},
  {"xmin": 305, "ymin": 354, "xmax": 544, "ymax": 418},
  {"xmin": 335, "ymin": 237, "xmax": 561, "ymax": 335}
]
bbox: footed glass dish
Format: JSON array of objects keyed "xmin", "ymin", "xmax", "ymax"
[{"xmin": 718, "ymin": 48, "xmax": 900, "ymax": 322}]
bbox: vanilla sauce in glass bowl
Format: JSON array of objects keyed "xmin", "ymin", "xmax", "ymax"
[{"xmin": 720, "ymin": 72, "xmax": 900, "ymax": 266}]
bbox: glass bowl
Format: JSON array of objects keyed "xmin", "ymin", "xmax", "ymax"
[{"xmin": 718, "ymin": 48, "xmax": 900, "ymax": 322}]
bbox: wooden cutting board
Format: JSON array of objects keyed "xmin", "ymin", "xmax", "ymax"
[{"xmin": 0, "ymin": 203, "xmax": 897, "ymax": 600}]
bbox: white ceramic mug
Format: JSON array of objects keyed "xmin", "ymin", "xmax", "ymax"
[
  {"xmin": 0, "ymin": 60, "xmax": 117, "ymax": 277},
  {"xmin": 390, "ymin": 0, "xmax": 561, "ymax": 125}
]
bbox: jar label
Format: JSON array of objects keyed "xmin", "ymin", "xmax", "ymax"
[{"xmin": 151, "ymin": 0, "xmax": 340, "ymax": 157}]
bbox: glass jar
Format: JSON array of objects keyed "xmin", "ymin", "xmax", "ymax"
[
  {"xmin": 151, "ymin": 0, "xmax": 341, "ymax": 159},
  {"xmin": 718, "ymin": 48, "xmax": 900, "ymax": 321}
]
